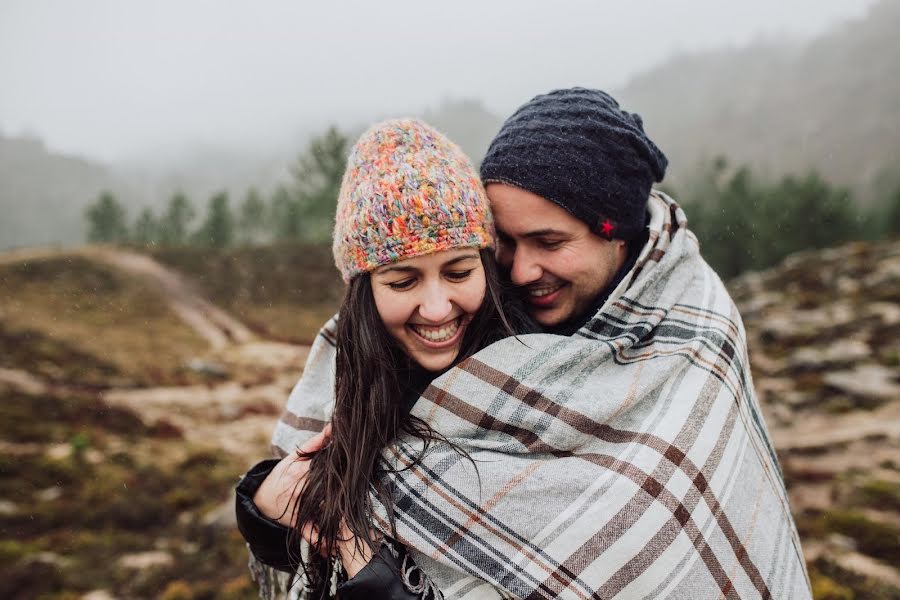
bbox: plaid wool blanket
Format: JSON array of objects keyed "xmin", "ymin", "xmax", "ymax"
[{"xmin": 264, "ymin": 192, "xmax": 811, "ymax": 600}]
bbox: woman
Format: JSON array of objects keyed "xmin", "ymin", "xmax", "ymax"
[{"xmin": 236, "ymin": 118, "xmax": 534, "ymax": 599}]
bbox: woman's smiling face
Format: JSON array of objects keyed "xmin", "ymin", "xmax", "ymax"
[{"xmin": 370, "ymin": 249, "xmax": 486, "ymax": 372}]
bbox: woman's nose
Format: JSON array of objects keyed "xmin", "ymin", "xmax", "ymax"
[{"xmin": 418, "ymin": 283, "xmax": 453, "ymax": 323}]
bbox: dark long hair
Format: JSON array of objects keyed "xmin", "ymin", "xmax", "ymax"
[{"xmin": 290, "ymin": 249, "xmax": 533, "ymax": 596}]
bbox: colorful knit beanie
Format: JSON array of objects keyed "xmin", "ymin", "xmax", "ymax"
[{"xmin": 333, "ymin": 119, "xmax": 494, "ymax": 282}]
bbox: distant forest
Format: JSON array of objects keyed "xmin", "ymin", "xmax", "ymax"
[
  {"xmin": 85, "ymin": 127, "xmax": 347, "ymax": 250},
  {"xmin": 8, "ymin": 0, "xmax": 900, "ymax": 254},
  {"xmin": 672, "ymin": 159, "xmax": 900, "ymax": 278},
  {"xmin": 85, "ymin": 125, "xmax": 900, "ymax": 281}
]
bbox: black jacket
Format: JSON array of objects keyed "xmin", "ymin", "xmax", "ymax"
[{"xmin": 235, "ymin": 458, "xmax": 426, "ymax": 599}]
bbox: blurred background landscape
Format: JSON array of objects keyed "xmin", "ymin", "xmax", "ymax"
[{"xmin": 1, "ymin": 1, "xmax": 899, "ymax": 598}]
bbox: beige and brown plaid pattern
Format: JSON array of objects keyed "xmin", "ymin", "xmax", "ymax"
[{"xmin": 269, "ymin": 192, "xmax": 811, "ymax": 599}]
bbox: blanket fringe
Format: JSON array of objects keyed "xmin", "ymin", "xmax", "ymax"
[
  {"xmin": 248, "ymin": 547, "xmax": 295, "ymax": 600},
  {"xmin": 384, "ymin": 539, "xmax": 444, "ymax": 600}
]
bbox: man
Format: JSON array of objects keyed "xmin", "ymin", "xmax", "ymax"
[
  {"xmin": 480, "ymin": 88, "xmax": 664, "ymax": 334},
  {"xmin": 242, "ymin": 89, "xmax": 811, "ymax": 599}
]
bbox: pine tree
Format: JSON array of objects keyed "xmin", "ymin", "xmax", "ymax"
[
  {"xmin": 270, "ymin": 185, "xmax": 303, "ymax": 241},
  {"xmin": 132, "ymin": 207, "xmax": 159, "ymax": 246},
  {"xmin": 85, "ymin": 191, "xmax": 129, "ymax": 243},
  {"xmin": 874, "ymin": 184, "xmax": 900, "ymax": 239},
  {"xmin": 194, "ymin": 192, "xmax": 234, "ymax": 248},
  {"xmin": 291, "ymin": 126, "xmax": 348, "ymax": 243},
  {"xmin": 238, "ymin": 187, "xmax": 267, "ymax": 244},
  {"xmin": 159, "ymin": 192, "xmax": 195, "ymax": 245}
]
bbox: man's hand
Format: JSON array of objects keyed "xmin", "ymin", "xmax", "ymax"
[{"xmin": 253, "ymin": 425, "xmax": 331, "ymax": 527}]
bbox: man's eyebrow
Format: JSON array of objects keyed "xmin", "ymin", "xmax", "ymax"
[{"xmin": 521, "ymin": 228, "xmax": 568, "ymax": 239}]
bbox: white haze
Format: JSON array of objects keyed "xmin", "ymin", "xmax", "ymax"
[{"xmin": 0, "ymin": 0, "xmax": 882, "ymax": 163}]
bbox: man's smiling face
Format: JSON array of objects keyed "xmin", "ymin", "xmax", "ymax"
[{"xmin": 486, "ymin": 183, "xmax": 628, "ymax": 328}]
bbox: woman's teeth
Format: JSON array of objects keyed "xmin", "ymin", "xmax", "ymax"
[
  {"xmin": 411, "ymin": 319, "xmax": 460, "ymax": 342},
  {"xmin": 529, "ymin": 284, "xmax": 563, "ymax": 297}
]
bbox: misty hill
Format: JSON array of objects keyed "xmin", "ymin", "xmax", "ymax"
[
  {"xmin": 0, "ymin": 135, "xmax": 129, "ymax": 249},
  {"xmin": 423, "ymin": 99, "xmax": 502, "ymax": 166},
  {"xmin": 4, "ymin": 1, "xmax": 899, "ymax": 251},
  {"xmin": 618, "ymin": 0, "xmax": 900, "ymax": 197},
  {"xmin": 0, "ymin": 99, "xmax": 503, "ymax": 251}
]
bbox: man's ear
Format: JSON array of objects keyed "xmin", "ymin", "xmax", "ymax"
[{"xmin": 615, "ymin": 239, "xmax": 628, "ymax": 266}]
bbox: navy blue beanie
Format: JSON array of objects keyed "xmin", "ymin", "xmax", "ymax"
[{"xmin": 480, "ymin": 88, "xmax": 667, "ymax": 241}]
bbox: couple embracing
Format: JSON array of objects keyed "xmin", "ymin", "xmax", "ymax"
[{"xmin": 236, "ymin": 88, "xmax": 811, "ymax": 600}]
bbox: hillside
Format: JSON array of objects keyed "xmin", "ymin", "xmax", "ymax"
[
  {"xmin": 0, "ymin": 247, "xmax": 320, "ymax": 599},
  {"xmin": 618, "ymin": 0, "xmax": 900, "ymax": 196},
  {"xmin": 1, "ymin": 239, "xmax": 898, "ymax": 598},
  {"xmin": 731, "ymin": 240, "xmax": 900, "ymax": 597},
  {"xmin": 0, "ymin": 135, "xmax": 128, "ymax": 249}
]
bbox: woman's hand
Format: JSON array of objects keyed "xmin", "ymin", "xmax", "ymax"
[
  {"xmin": 294, "ymin": 513, "xmax": 377, "ymax": 577},
  {"xmin": 252, "ymin": 425, "xmax": 331, "ymax": 527},
  {"xmin": 334, "ymin": 524, "xmax": 376, "ymax": 578}
]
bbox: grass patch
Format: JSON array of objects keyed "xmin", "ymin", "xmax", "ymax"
[
  {"xmin": 0, "ymin": 255, "xmax": 209, "ymax": 386},
  {"xmin": 822, "ymin": 509, "xmax": 900, "ymax": 565},
  {"xmin": 852, "ymin": 479, "xmax": 900, "ymax": 513},
  {"xmin": 151, "ymin": 243, "xmax": 343, "ymax": 342},
  {"xmin": 0, "ymin": 321, "xmax": 123, "ymax": 387},
  {"xmin": 0, "ymin": 386, "xmax": 257, "ymax": 599},
  {"xmin": 0, "ymin": 388, "xmax": 146, "ymax": 444},
  {"xmin": 810, "ymin": 556, "xmax": 900, "ymax": 600}
]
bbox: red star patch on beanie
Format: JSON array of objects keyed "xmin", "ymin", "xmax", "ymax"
[{"xmin": 600, "ymin": 219, "xmax": 615, "ymax": 237}]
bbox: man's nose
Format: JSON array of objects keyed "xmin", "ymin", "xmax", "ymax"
[
  {"xmin": 509, "ymin": 246, "xmax": 541, "ymax": 286},
  {"xmin": 418, "ymin": 283, "xmax": 453, "ymax": 322}
]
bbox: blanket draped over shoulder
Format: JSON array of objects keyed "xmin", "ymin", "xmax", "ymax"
[{"xmin": 265, "ymin": 192, "xmax": 811, "ymax": 600}]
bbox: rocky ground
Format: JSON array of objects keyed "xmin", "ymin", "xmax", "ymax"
[
  {"xmin": 1, "ymin": 239, "xmax": 898, "ymax": 599},
  {"xmin": 730, "ymin": 240, "xmax": 900, "ymax": 598},
  {"xmin": 0, "ymin": 248, "xmax": 312, "ymax": 599}
]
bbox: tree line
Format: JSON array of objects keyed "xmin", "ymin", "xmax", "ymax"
[
  {"xmin": 86, "ymin": 127, "xmax": 900, "ymax": 280},
  {"xmin": 670, "ymin": 157, "xmax": 900, "ymax": 279},
  {"xmin": 85, "ymin": 126, "xmax": 348, "ymax": 248}
]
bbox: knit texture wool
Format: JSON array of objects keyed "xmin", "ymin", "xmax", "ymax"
[
  {"xmin": 480, "ymin": 87, "xmax": 668, "ymax": 241},
  {"xmin": 333, "ymin": 119, "xmax": 494, "ymax": 282}
]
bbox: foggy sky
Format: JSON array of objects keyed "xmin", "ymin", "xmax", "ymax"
[{"xmin": 0, "ymin": 0, "xmax": 882, "ymax": 162}]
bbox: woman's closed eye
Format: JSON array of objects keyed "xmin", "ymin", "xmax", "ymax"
[
  {"xmin": 387, "ymin": 278, "xmax": 416, "ymax": 290},
  {"xmin": 444, "ymin": 269, "xmax": 474, "ymax": 282}
]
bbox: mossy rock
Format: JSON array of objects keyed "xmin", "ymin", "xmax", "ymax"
[
  {"xmin": 811, "ymin": 556, "xmax": 900, "ymax": 600},
  {"xmin": 853, "ymin": 479, "xmax": 900, "ymax": 513},
  {"xmin": 822, "ymin": 509, "xmax": 900, "ymax": 565},
  {"xmin": 0, "ymin": 388, "xmax": 146, "ymax": 444},
  {"xmin": 811, "ymin": 572, "xmax": 855, "ymax": 600}
]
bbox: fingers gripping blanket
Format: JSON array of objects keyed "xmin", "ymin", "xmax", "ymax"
[{"xmin": 268, "ymin": 192, "xmax": 811, "ymax": 600}]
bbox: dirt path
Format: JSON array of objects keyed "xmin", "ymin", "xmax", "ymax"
[
  {"xmin": 1, "ymin": 245, "xmax": 255, "ymax": 350},
  {"xmin": 102, "ymin": 377, "xmax": 296, "ymax": 459},
  {"xmin": 771, "ymin": 401, "xmax": 900, "ymax": 451},
  {"xmin": 1, "ymin": 344, "xmax": 308, "ymax": 461},
  {"xmin": 1, "ymin": 245, "xmax": 308, "ymax": 460},
  {"xmin": 81, "ymin": 247, "xmax": 255, "ymax": 349}
]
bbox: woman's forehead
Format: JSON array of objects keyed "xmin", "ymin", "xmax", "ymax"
[{"xmin": 373, "ymin": 249, "xmax": 480, "ymax": 275}]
